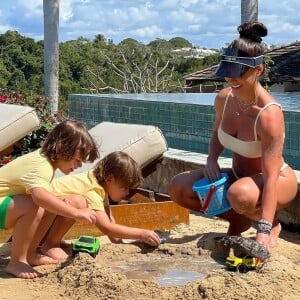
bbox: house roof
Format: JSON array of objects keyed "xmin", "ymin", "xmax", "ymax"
[
  {"xmin": 185, "ymin": 41, "xmax": 300, "ymax": 84},
  {"xmin": 184, "ymin": 65, "xmax": 218, "ymax": 83},
  {"xmin": 267, "ymin": 41, "xmax": 300, "ymax": 82}
]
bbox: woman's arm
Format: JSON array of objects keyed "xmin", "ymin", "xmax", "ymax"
[
  {"xmin": 205, "ymin": 90, "xmax": 227, "ymax": 180},
  {"xmin": 259, "ymin": 105, "xmax": 284, "ymax": 222},
  {"xmin": 256, "ymin": 104, "xmax": 284, "ymax": 251}
]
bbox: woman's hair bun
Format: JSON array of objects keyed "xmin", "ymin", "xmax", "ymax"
[{"xmin": 238, "ymin": 22, "xmax": 268, "ymax": 43}]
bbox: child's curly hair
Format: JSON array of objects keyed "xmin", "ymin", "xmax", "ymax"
[
  {"xmin": 93, "ymin": 151, "xmax": 143, "ymax": 189},
  {"xmin": 41, "ymin": 119, "xmax": 99, "ymax": 162}
]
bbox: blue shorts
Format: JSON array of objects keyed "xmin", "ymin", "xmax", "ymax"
[{"xmin": 0, "ymin": 196, "xmax": 13, "ymax": 229}]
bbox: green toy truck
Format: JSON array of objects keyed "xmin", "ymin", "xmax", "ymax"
[{"xmin": 72, "ymin": 235, "xmax": 100, "ymax": 258}]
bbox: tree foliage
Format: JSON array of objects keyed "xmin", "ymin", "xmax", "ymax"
[
  {"xmin": 0, "ymin": 30, "xmax": 220, "ymax": 109},
  {"xmin": 168, "ymin": 37, "xmax": 192, "ymax": 48}
]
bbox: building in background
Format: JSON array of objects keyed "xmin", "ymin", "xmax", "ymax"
[{"xmin": 184, "ymin": 41, "xmax": 300, "ymax": 93}]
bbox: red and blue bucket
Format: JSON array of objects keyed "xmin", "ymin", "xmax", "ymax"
[{"xmin": 192, "ymin": 173, "xmax": 231, "ymax": 216}]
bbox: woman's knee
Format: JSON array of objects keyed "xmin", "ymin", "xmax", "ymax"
[
  {"xmin": 168, "ymin": 181, "xmax": 183, "ymax": 203},
  {"xmin": 169, "ymin": 181, "xmax": 193, "ymax": 208},
  {"xmin": 169, "ymin": 170, "xmax": 202, "ymax": 199},
  {"xmin": 169, "ymin": 174, "xmax": 185, "ymax": 199},
  {"xmin": 227, "ymin": 181, "xmax": 259, "ymax": 214}
]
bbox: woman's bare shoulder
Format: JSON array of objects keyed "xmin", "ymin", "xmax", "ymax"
[
  {"xmin": 216, "ymin": 86, "xmax": 231, "ymax": 99},
  {"xmin": 214, "ymin": 87, "xmax": 231, "ymax": 110}
]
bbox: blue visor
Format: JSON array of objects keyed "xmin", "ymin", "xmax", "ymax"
[{"xmin": 216, "ymin": 47, "xmax": 264, "ymax": 78}]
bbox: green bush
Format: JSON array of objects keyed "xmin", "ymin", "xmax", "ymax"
[{"xmin": 1, "ymin": 89, "xmax": 66, "ymax": 163}]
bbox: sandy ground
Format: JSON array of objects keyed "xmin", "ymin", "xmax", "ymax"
[{"xmin": 1, "ymin": 212, "xmax": 300, "ymax": 300}]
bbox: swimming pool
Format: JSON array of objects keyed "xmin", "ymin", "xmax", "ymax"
[
  {"xmin": 69, "ymin": 92, "xmax": 300, "ymax": 169},
  {"xmin": 91, "ymin": 92, "xmax": 300, "ymax": 111}
]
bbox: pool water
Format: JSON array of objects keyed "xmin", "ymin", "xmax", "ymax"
[{"xmin": 95, "ymin": 92, "xmax": 300, "ymax": 111}]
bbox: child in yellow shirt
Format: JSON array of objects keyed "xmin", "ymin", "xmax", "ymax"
[
  {"xmin": 42, "ymin": 151, "xmax": 161, "ymax": 261},
  {"xmin": 0, "ymin": 120, "xmax": 99, "ymax": 279}
]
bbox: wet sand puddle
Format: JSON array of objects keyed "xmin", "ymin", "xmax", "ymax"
[{"xmin": 108, "ymin": 255, "xmax": 221, "ymax": 286}]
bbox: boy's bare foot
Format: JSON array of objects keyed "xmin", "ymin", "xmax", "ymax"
[
  {"xmin": 60, "ymin": 240, "xmax": 71, "ymax": 249},
  {"xmin": 270, "ymin": 222, "xmax": 282, "ymax": 249},
  {"xmin": 5, "ymin": 261, "xmax": 42, "ymax": 279},
  {"xmin": 41, "ymin": 247, "xmax": 69, "ymax": 262},
  {"xmin": 27, "ymin": 253, "xmax": 58, "ymax": 266}
]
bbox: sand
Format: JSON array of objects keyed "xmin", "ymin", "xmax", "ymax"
[{"xmin": 1, "ymin": 212, "xmax": 300, "ymax": 300}]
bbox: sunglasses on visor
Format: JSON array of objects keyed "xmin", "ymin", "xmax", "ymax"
[{"xmin": 215, "ymin": 47, "xmax": 264, "ymax": 78}]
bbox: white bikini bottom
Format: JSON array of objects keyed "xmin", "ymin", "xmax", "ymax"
[{"xmin": 232, "ymin": 162, "xmax": 288, "ymax": 180}]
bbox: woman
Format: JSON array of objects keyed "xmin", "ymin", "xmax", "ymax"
[{"xmin": 168, "ymin": 22, "xmax": 297, "ymax": 254}]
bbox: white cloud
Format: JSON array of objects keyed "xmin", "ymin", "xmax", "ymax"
[
  {"xmin": 181, "ymin": 0, "xmax": 200, "ymax": 8},
  {"xmin": 127, "ymin": 6, "xmax": 158, "ymax": 23},
  {"xmin": 15, "ymin": 0, "xmax": 42, "ymax": 11},
  {"xmin": 0, "ymin": 24, "xmax": 14, "ymax": 33},
  {"xmin": 170, "ymin": 9, "xmax": 201, "ymax": 24},
  {"xmin": 0, "ymin": 0, "xmax": 299, "ymax": 48},
  {"xmin": 60, "ymin": 0, "xmax": 74, "ymax": 23},
  {"xmin": 133, "ymin": 25, "xmax": 162, "ymax": 39}
]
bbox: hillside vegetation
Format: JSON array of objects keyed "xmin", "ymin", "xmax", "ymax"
[{"xmin": 0, "ymin": 30, "xmax": 219, "ymax": 109}]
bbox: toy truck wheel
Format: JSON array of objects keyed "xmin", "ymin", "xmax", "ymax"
[
  {"xmin": 237, "ymin": 263, "xmax": 248, "ymax": 273},
  {"xmin": 91, "ymin": 249, "xmax": 99, "ymax": 258},
  {"xmin": 72, "ymin": 249, "xmax": 79, "ymax": 257}
]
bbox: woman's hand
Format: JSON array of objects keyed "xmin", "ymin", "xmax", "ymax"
[
  {"xmin": 256, "ymin": 232, "xmax": 272, "ymax": 253},
  {"xmin": 203, "ymin": 158, "xmax": 221, "ymax": 182}
]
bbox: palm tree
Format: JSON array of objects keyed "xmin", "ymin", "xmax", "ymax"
[
  {"xmin": 241, "ymin": 0, "xmax": 258, "ymax": 24},
  {"xmin": 43, "ymin": 0, "xmax": 59, "ymax": 114}
]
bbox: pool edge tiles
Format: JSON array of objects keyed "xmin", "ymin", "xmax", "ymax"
[{"xmin": 68, "ymin": 93, "xmax": 300, "ymax": 170}]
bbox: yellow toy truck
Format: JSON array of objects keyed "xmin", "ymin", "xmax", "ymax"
[{"xmin": 226, "ymin": 255, "xmax": 262, "ymax": 273}]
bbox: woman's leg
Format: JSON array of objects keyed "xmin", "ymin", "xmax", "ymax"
[
  {"xmin": 227, "ymin": 167, "xmax": 297, "ymax": 218},
  {"xmin": 5, "ymin": 195, "xmax": 44, "ymax": 279},
  {"xmin": 168, "ymin": 168, "xmax": 205, "ymax": 211},
  {"xmin": 169, "ymin": 168, "xmax": 254, "ymax": 236},
  {"xmin": 226, "ymin": 165, "xmax": 297, "ymax": 247},
  {"xmin": 218, "ymin": 209, "xmax": 252, "ymax": 235},
  {"xmin": 270, "ymin": 166, "xmax": 297, "ymax": 247}
]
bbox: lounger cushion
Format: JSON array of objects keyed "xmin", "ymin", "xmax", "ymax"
[
  {"xmin": 0, "ymin": 103, "xmax": 40, "ymax": 151},
  {"xmin": 57, "ymin": 121, "xmax": 168, "ymax": 176}
]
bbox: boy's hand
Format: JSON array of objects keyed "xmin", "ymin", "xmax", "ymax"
[
  {"xmin": 140, "ymin": 230, "xmax": 161, "ymax": 247},
  {"xmin": 76, "ymin": 208, "xmax": 97, "ymax": 224}
]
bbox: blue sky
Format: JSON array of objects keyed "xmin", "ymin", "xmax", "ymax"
[{"xmin": 0, "ymin": 0, "xmax": 299, "ymax": 49}]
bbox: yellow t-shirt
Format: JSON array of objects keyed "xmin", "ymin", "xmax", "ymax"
[
  {"xmin": 49, "ymin": 170, "xmax": 108, "ymax": 211},
  {"xmin": 0, "ymin": 149, "xmax": 54, "ymax": 203}
]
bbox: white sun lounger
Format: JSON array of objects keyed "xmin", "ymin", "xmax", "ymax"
[
  {"xmin": 0, "ymin": 106, "xmax": 168, "ymax": 176},
  {"xmin": 0, "ymin": 103, "xmax": 40, "ymax": 153},
  {"xmin": 56, "ymin": 121, "xmax": 168, "ymax": 177}
]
